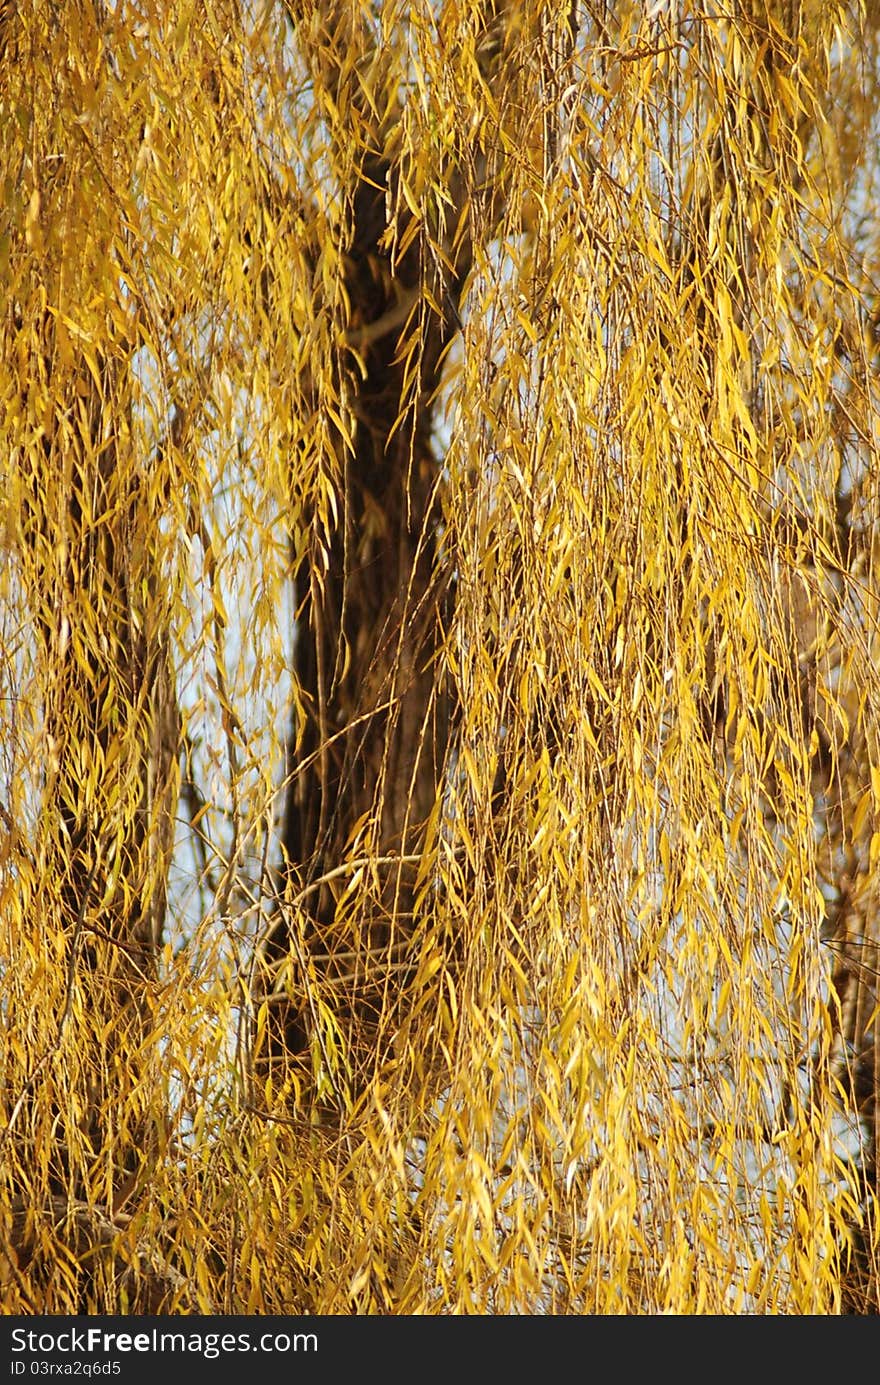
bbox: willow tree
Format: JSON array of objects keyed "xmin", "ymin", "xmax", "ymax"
[{"xmin": 2, "ymin": 0, "xmax": 880, "ymax": 1315}]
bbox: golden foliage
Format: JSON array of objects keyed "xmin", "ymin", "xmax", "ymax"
[{"xmin": 1, "ymin": 0, "xmax": 880, "ymax": 1313}]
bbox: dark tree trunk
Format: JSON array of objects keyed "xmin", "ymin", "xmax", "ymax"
[
  {"xmin": 8, "ymin": 315, "xmax": 180, "ymax": 1306},
  {"xmin": 259, "ymin": 141, "xmax": 463, "ymax": 1099}
]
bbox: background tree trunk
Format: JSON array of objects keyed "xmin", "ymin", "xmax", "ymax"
[
  {"xmin": 1, "ymin": 7, "xmax": 180, "ymax": 1307},
  {"xmin": 259, "ymin": 7, "xmax": 470, "ymax": 1102}
]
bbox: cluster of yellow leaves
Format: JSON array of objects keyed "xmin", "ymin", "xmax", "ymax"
[{"xmin": 2, "ymin": 0, "xmax": 880, "ymax": 1313}]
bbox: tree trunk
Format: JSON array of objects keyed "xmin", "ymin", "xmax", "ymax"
[
  {"xmin": 261, "ymin": 166, "xmax": 460, "ymax": 1101},
  {"xmin": 8, "ymin": 310, "xmax": 179, "ymax": 1255},
  {"xmin": 254, "ymin": 2, "xmax": 499, "ymax": 1105},
  {"xmin": 2, "ymin": 1, "xmax": 181, "ymax": 1293}
]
